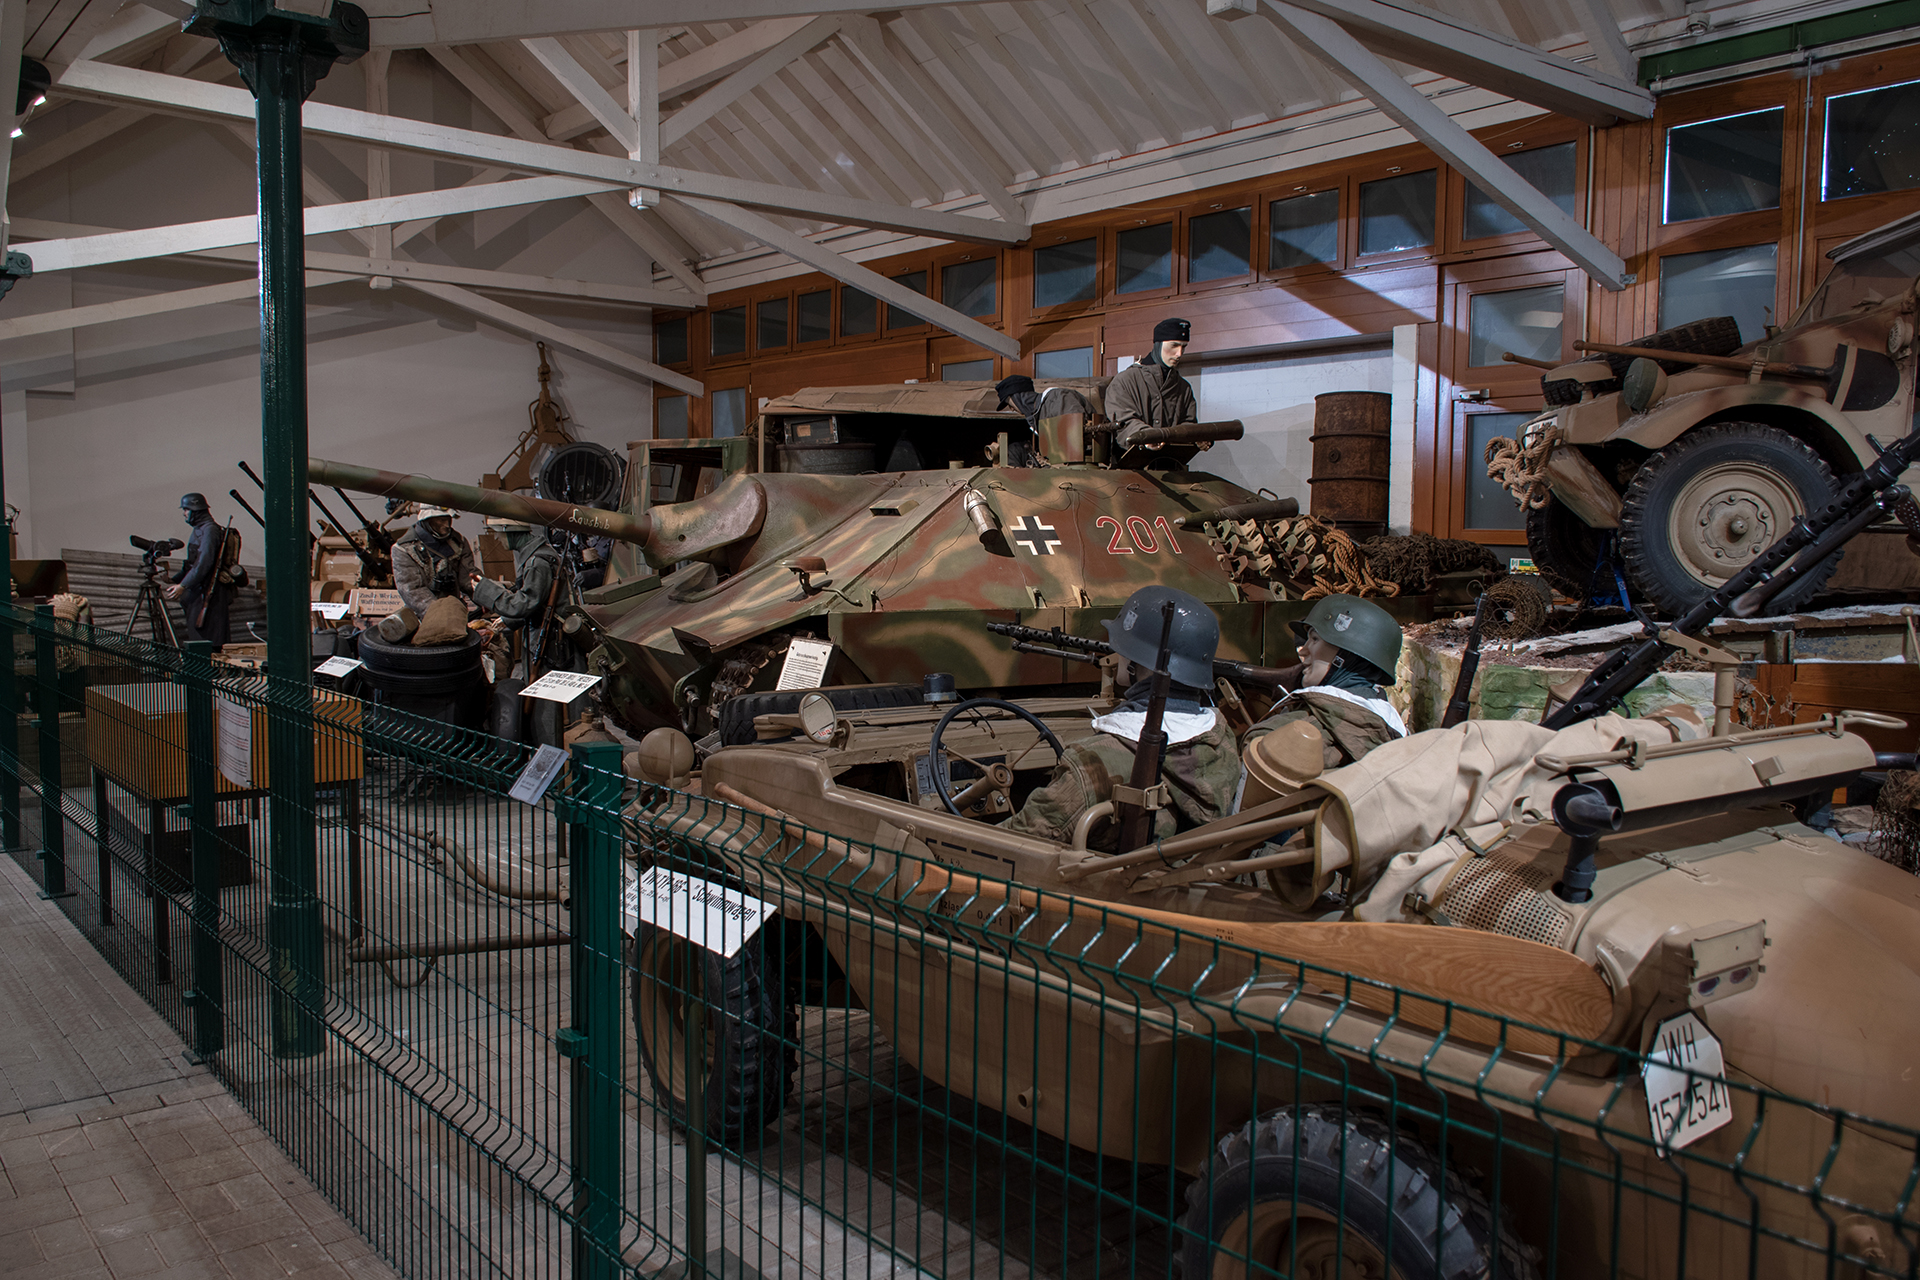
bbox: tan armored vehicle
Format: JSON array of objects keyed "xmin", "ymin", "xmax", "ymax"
[
  {"xmin": 630, "ymin": 691, "xmax": 1919, "ymax": 1279},
  {"xmin": 1512, "ymin": 209, "xmax": 1920, "ymax": 615}
]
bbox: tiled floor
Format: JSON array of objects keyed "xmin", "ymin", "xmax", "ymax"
[{"xmin": 0, "ymin": 854, "xmax": 400, "ymax": 1279}]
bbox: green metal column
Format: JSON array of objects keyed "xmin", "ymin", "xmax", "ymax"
[
  {"xmin": 565, "ymin": 741, "xmax": 624, "ymax": 1280},
  {"xmin": 33, "ymin": 603, "xmax": 68, "ymax": 898},
  {"xmin": 0, "ymin": 251, "xmax": 35, "ymax": 852},
  {"xmin": 182, "ymin": 640, "xmax": 224, "ymax": 1061},
  {"xmin": 190, "ymin": 0, "xmax": 366, "ymax": 1060}
]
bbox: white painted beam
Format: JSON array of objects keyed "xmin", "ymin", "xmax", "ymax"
[
  {"xmin": 1265, "ymin": 2, "xmax": 1628, "ymax": 290},
  {"xmin": 369, "ymin": 1, "xmax": 1000, "ymax": 50},
  {"xmin": 1249, "ymin": 0, "xmax": 1652, "ymax": 124},
  {"xmin": 1569, "ymin": 0, "xmax": 1638, "ymax": 84},
  {"xmin": 393, "ymin": 278, "xmax": 704, "ymax": 395},
  {"xmin": 662, "ymin": 14, "xmax": 839, "ymax": 148},
  {"xmin": 363, "ymin": 47, "xmax": 394, "ymax": 287},
  {"xmin": 837, "ymin": 18, "xmax": 1026, "ymax": 228},
  {"xmin": 523, "ymin": 36, "xmax": 637, "ymax": 151},
  {"xmin": 545, "ymin": 18, "xmax": 817, "ymax": 141},
  {"xmin": 51, "ymin": 58, "xmax": 1029, "ymax": 244},
  {"xmin": 671, "ymin": 194, "xmax": 1018, "ymax": 360},
  {"xmin": 628, "ymin": 29, "xmax": 657, "ymax": 208},
  {"xmin": 23, "ymin": 175, "xmax": 625, "ymax": 272},
  {"xmin": 0, "ymin": 0, "xmax": 27, "ymax": 253},
  {"xmin": 0, "ymin": 271, "xmax": 359, "ymax": 341}
]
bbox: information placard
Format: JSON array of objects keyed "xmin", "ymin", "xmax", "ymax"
[
  {"xmin": 776, "ymin": 638, "xmax": 834, "ymax": 691},
  {"xmin": 625, "ymin": 866, "xmax": 775, "ymax": 957},
  {"xmin": 311, "ymin": 600, "xmax": 351, "ymax": 619},
  {"xmin": 314, "ymin": 656, "xmax": 364, "ymax": 678},
  {"xmin": 215, "ymin": 694, "xmax": 252, "ymax": 789},
  {"xmin": 349, "ymin": 588, "xmax": 403, "ymax": 618},
  {"xmin": 508, "ymin": 744, "xmax": 570, "ymax": 805},
  {"xmin": 520, "ymin": 670, "xmax": 602, "ymax": 704}
]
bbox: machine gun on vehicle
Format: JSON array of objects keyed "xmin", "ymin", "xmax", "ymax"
[
  {"xmin": 987, "ymin": 621, "xmax": 1297, "ymax": 690},
  {"xmin": 1542, "ymin": 426, "xmax": 1920, "ymax": 730}
]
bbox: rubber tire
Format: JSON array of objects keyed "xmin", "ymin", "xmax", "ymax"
[
  {"xmin": 489, "ymin": 677, "xmax": 526, "ymax": 742},
  {"xmin": 629, "ymin": 922, "xmax": 796, "ymax": 1147},
  {"xmin": 359, "ymin": 665, "xmax": 486, "ymax": 698},
  {"xmin": 357, "ymin": 628, "xmax": 484, "ymax": 674},
  {"xmin": 1180, "ymin": 1104, "xmax": 1538, "ymax": 1280},
  {"xmin": 717, "ymin": 682, "xmax": 924, "ymax": 747},
  {"xmin": 1619, "ymin": 423, "xmax": 1838, "ymax": 617},
  {"xmin": 1598, "ymin": 315, "xmax": 1744, "ymax": 380},
  {"xmin": 1525, "ymin": 496, "xmax": 1612, "ymax": 602}
]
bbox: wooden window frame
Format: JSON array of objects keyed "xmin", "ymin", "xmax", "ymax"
[
  {"xmin": 793, "ymin": 286, "xmax": 835, "ymax": 349},
  {"xmin": 1180, "ymin": 196, "xmax": 1258, "ymax": 294},
  {"xmin": 1444, "ymin": 122, "xmax": 1587, "ymax": 258},
  {"xmin": 751, "ymin": 290, "xmax": 792, "ymax": 356},
  {"xmin": 880, "ymin": 258, "xmax": 935, "ymax": 337},
  {"xmin": 1021, "ymin": 224, "xmax": 1106, "ymax": 325},
  {"xmin": 1259, "ymin": 176, "xmax": 1349, "ymax": 283},
  {"xmin": 653, "ymin": 310, "xmax": 697, "ymax": 371},
  {"xmin": 836, "ymin": 281, "xmax": 882, "ymax": 346},
  {"xmin": 1350, "ymin": 152, "xmax": 1444, "ymax": 268},
  {"xmin": 703, "ymin": 376, "xmax": 751, "ymax": 442},
  {"xmin": 1802, "ymin": 45, "xmax": 1920, "ymax": 291},
  {"xmin": 933, "ymin": 246, "xmax": 1005, "ymax": 329},
  {"xmin": 706, "ymin": 296, "xmax": 751, "ymax": 366},
  {"xmin": 1106, "ymin": 216, "xmax": 1181, "ymax": 306}
]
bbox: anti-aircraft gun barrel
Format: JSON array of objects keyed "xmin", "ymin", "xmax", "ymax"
[
  {"xmin": 1119, "ymin": 420, "xmax": 1245, "ymax": 447},
  {"xmin": 309, "ymin": 458, "xmax": 653, "ymax": 545}
]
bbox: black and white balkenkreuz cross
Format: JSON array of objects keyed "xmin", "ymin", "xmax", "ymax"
[{"xmin": 1008, "ymin": 515, "xmax": 1062, "ymax": 555}]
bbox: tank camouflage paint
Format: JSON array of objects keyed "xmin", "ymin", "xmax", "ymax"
[{"xmin": 310, "ymin": 380, "xmax": 1300, "ymax": 736}]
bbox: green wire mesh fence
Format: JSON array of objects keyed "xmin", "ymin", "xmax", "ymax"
[{"xmin": 2, "ymin": 601, "xmax": 1916, "ymax": 1280}]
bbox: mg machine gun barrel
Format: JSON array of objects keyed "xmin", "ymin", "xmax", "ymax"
[
  {"xmin": 988, "ymin": 622, "xmax": 1295, "ymax": 688},
  {"xmin": 1543, "ymin": 425, "xmax": 1920, "ymax": 729},
  {"xmin": 1119, "ymin": 420, "xmax": 1246, "ymax": 447}
]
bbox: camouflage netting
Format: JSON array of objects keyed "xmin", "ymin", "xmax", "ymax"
[
  {"xmin": 1358, "ymin": 532, "xmax": 1505, "ymax": 597},
  {"xmin": 1206, "ymin": 514, "xmax": 1397, "ymax": 600},
  {"xmin": 1874, "ymin": 769, "xmax": 1920, "ymax": 875}
]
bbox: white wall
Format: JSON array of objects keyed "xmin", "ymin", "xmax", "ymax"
[
  {"xmin": 0, "ymin": 52, "xmax": 660, "ymax": 559},
  {"xmin": 1189, "ymin": 343, "xmax": 1393, "ymax": 512}
]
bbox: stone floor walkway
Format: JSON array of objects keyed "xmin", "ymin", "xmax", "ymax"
[{"xmin": 0, "ymin": 854, "xmax": 402, "ymax": 1280}]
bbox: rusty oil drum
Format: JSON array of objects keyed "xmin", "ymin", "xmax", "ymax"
[{"xmin": 1308, "ymin": 391, "xmax": 1390, "ymax": 540}]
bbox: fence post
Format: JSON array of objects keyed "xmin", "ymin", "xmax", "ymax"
[
  {"xmin": 565, "ymin": 740, "xmax": 624, "ymax": 1280},
  {"xmin": 34, "ymin": 604, "xmax": 70, "ymax": 899},
  {"xmin": 0, "ymin": 600, "xmax": 19, "ymax": 852},
  {"xmin": 182, "ymin": 640, "xmax": 224, "ymax": 1061}
]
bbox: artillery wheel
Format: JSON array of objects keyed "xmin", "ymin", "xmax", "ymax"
[
  {"xmin": 629, "ymin": 922, "xmax": 795, "ymax": 1147},
  {"xmin": 1179, "ymin": 1105, "xmax": 1537, "ymax": 1280},
  {"xmin": 1524, "ymin": 495, "xmax": 1612, "ymax": 602},
  {"xmin": 1618, "ymin": 423, "xmax": 1838, "ymax": 616},
  {"xmin": 928, "ymin": 697, "xmax": 1066, "ymax": 821}
]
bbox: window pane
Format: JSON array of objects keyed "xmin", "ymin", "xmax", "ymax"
[
  {"xmin": 1035, "ymin": 347, "xmax": 1093, "ymax": 379},
  {"xmin": 1358, "ymin": 169, "xmax": 1437, "ymax": 255},
  {"xmin": 1468, "ymin": 283, "xmax": 1564, "ymax": 369},
  {"xmin": 886, "ymin": 270, "xmax": 927, "ymax": 330},
  {"xmin": 942, "ymin": 259, "xmax": 997, "ymax": 317},
  {"xmin": 755, "ymin": 297, "xmax": 788, "ymax": 350},
  {"xmin": 1115, "ymin": 223, "xmax": 1173, "ymax": 294},
  {"xmin": 712, "ymin": 387, "xmax": 746, "ymax": 439},
  {"xmin": 657, "ymin": 395, "xmax": 689, "ymax": 437},
  {"xmin": 942, "ymin": 359, "xmax": 994, "ymax": 381},
  {"xmin": 1825, "ymin": 78, "xmax": 1920, "ymax": 201},
  {"xmin": 656, "ymin": 316, "xmax": 688, "ymax": 364},
  {"xmin": 1665, "ymin": 107, "xmax": 1783, "ymax": 223},
  {"xmin": 1268, "ymin": 190, "xmax": 1339, "ymax": 270},
  {"xmin": 797, "ymin": 290, "xmax": 831, "ymax": 343},
  {"xmin": 1464, "ymin": 142, "xmax": 1578, "ymax": 240},
  {"xmin": 1188, "ymin": 206, "xmax": 1252, "ymax": 282},
  {"xmin": 1659, "ymin": 243, "xmax": 1778, "ymax": 344},
  {"xmin": 1465, "ymin": 411, "xmax": 1532, "ymax": 531},
  {"xmin": 840, "ymin": 285, "xmax": 876, "ymax": 336},
  {"xmin": 1034, "ymin": 237, "xmax": 1097, "ymax": 307},
  {"xmin": 711, "ymin": 305, "xmax": 746, "ymax": 357}
]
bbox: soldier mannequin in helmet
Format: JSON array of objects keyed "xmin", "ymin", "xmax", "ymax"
[
  {"xmin": 392, "ymin": 505, "xmax": 479, "ymax": 619},
  {"xmin": 160, "ymin": 493, "xmax": 235, "ymax": 646},
  {"xmin": 1105, "ymin": 317, "xmax": 1198, "ymax": 450},
  {"xmin": 1005, "ymin": 586, "xmax": 1241, "ymax": 852},
  {"xmin": 470, "ymin": 518, "xmax": 560, "ymax": 674},
  {"xmin": 1242, "ymin": 593, "xmax": 1407, "ymax": 771}
]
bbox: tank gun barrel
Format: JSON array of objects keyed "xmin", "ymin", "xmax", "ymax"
[
  {"xmin": 1120, "ymin": 420, "xmax": 1245, "ymax": 447},
  {"xmin": 309, "ymin": 458, "xmax": 653, "ymax": 545}
]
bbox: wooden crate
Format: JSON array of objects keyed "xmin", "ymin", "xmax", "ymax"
[
  {"xmin": 17, "ymin": 712, "xmax": 89, "ymax": 789},
  {"xmin": 86, "ymin": 682, "xmax": 362, "ymax": 800},
  {"xmin": 1746, "ymin": 663, "xmax": 1920, "ymax": 757}
]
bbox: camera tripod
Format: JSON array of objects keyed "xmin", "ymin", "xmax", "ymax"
[{"xmin": 127, "ymin": 568, "xmax": 180, "ymax": 647}]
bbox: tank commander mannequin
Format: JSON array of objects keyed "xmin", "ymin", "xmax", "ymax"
[
  {"xmin": 392, "ymin": 504, "xmax": 479, "ymax": 619},
  {"xmin": 1106, "ymin": 316, "xmax": 1197, "ymax": 450},
  {"xmin": 160, "ymin": 492, "xmax": 239, "ymax": 646},
  {"xmin": 1242, "ymin": 593, "xmax": 1407, "ymax": 773},
  {"xmin": 470, "ymin": 517, "xmax": 560, "ymax": 674},
  {"xmin": 1005, "ymin": 585, "xmax": 1241, "ymax": 853}
]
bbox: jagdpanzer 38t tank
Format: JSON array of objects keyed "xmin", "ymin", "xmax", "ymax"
[{"xmin": 311, "ymin": 380, "xmax": 1315, "ymax": 739}]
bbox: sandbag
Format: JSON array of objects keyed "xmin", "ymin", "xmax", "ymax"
[{"xmin": 412, "ymin": 596, "xmax": 468, "ymax": 646}]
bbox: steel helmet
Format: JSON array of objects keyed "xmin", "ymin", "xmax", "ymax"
[
  {"xmin": 1102, "ymin": 585, "xmax": 1219, "ymax": 687},
  {"xmin": 1291, "ymin": 593, "xmax": 1402, "ymax": 682},
  {"xmin": 180, "ymin": 492, "xmax": 209, "ymax": 512},
  {"xmin": 416, "ymin": 506, "xmax": 457, "ymax": 520}
]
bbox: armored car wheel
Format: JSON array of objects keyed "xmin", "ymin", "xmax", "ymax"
[
  {"xmin": 1525, "ymin": 496, "xmax": 1612, "ymax": 603},
  {"xmin": 1619, "ymin": 423, "xmax": 1838, "ymax": 617},
  {"xmin": 629, "ymin": 922, "xmax": 795, "ymax": 1147},
  {"xmin": 929, "ymin": 697, "xmax": 1067, "ymax": 821},
  {"xmin": 1180, "ymin": 1105, "xmax": 1537, "ymax": 1280}
]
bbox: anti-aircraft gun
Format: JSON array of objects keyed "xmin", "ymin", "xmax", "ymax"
[{"xmin": 309, "ymin": 379, "xmax": 1312, "ymax": 740}]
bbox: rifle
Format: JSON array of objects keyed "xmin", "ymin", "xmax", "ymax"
[
  {"xmin": 1440, "ymin": 592, "xmax": 1490, "ymax": 730},
  {"xmin": 1541, "ymin": 427, "xmax": 1920, "ymax": 730},
  {"xmin": 987, "ymin": 622, "xmax": 1296, "ymax": 689},
  {"xmin": 1116, "ymin": 600, "xmax": 1177, "ymax": 852},
  {"xmin": 192, "ymin": 518, "xmax": 235, "ymax": 630}
]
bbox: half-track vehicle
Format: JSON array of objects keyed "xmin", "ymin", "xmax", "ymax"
[
  {"xmin": 630, "ymin": 689, "xmax": 1920, "ymax": 1279},
  {"xmin": 311, "ymin": 380, "xmax": 1318, "ymax": 740},
  {"xmin": 1510, "ymin": 209, "xmax": 1920, "ymax": 615}
]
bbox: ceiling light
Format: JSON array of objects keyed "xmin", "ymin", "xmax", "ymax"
[
  {"xmin": 31, "ymin": 94, "xmax": 44, "ymax": 108},
  {"xmin": 9, "ymin": 127, "xmax": 21, "ymax": 139}
]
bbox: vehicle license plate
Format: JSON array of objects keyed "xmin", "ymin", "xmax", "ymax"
[{"xmin": 1641, "ymin": 1011, "xmax": 1733, "ymax": 1151}]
